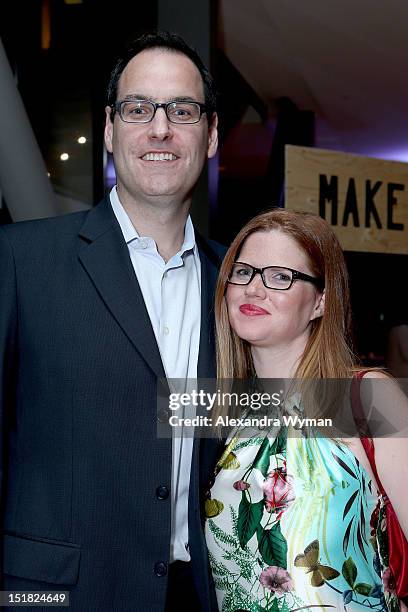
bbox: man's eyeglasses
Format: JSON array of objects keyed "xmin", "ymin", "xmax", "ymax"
[
  {"xmin": 112, "ymin": 99, "xmax": 208, "ymax": 124},
  {"xmin": 228, "ymin": 262, "xmax": 324, "ymax": 291}
]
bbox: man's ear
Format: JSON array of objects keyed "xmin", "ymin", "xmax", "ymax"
[
  {"xmin": 207, "ymin": 112, "xmax": 218, "ymax": 159},
  {"xmin": 104, "ymin": 106, "xmax": 114, "ymax": 154},
  {"xmin": 311, "ymin": 290, "xmax": 325, "ymax": 321}
]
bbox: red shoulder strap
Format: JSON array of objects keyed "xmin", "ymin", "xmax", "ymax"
[{"xmin": 350, "ymin": 372, "xmax": 387, "ymax": 497}]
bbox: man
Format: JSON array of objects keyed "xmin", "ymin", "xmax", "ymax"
[{"xmin": 0, "ymin": 32, "xmax": 224, "ymax": 611}]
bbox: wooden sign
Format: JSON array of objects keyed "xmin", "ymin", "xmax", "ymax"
[{"xmin": 285, "ymin": 145, "xmax": 408, "ymax": 254}]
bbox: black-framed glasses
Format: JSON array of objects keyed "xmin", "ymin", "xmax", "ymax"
[
  {"xmin": 112, "ymin": 99, "xmax": 208, "ymax": 124},
  {"xmin": 228, "ymin": 262, "xmax": 324, "ymax": 291}
]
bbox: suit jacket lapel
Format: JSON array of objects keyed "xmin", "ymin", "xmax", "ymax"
[{"xmin": 77, "ymin": 198, "xmax": 166, "ymax": 380}]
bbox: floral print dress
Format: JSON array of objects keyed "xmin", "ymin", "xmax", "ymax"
[{"xmin": 205, "ymin": 420, "xmax": 393, "ymax": 612}]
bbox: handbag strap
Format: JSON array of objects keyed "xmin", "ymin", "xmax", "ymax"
[{"xmin": 350, "ymin": 371, "xmax": 388, "ymax": 499}]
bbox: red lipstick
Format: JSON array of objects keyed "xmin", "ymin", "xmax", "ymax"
[{"xmin": 239, "ymin": 304, "xmax": 269, "ymax": 316}]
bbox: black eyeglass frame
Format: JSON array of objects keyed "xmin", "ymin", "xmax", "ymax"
[
  {"xmin": 111, "ymin": 99, "xmax": 208, "ymax": 124},
  {"xmin": 227, "ymin": 262, "xmax": 324, "ymax": 291}
]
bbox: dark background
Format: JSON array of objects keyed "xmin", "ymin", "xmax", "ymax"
[{"xmin": 1, "ymin": 0, "xmax": 407, "ymax": 364}]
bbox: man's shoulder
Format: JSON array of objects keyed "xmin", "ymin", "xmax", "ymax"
[
  {"xmin": 205, "ymin": 237, "xmax": 228, "ymax": 258},
  {"xmin": 1, "ymin": 209, "xmax": 88, "ymax": 242},
  {"xmin": 196, "ymin": 234, "xmax": 227, "ymax": 268},
  {"xmin": 0, "ymin": 199, "xmax": 111, "ymax": 249}
]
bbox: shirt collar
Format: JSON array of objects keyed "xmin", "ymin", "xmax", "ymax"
[
  {"xmin": 109, "ymin": 186, "xmax": 140, "ymax": 244},
  {"xmin": 180, "ymin": 216, "xmax": 196, "ymax": 255},
  {"xmin": 109, "ymin": 186, "xmax": 197, "ymax": 257}
]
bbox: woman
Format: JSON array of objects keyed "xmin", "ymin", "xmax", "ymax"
[{"xmin": 205, "ymin": 209, "xmax": 408, "ymax": 612}]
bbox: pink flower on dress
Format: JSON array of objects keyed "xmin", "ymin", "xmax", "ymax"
[
  {"xmin": 233, "ymin": 480, "xmax": 250, "ymax": 491},
  {"xmin": 259, "ymin": 566, "xmax": 294, "ymax": 593},
  {"xmin": 262, "ymin": 468, "xmax": 295, "ymax": 513}
]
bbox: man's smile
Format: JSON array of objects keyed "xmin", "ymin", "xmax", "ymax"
[{"xmin": 141, "ymin": 152, "xmax": 179, "ymax": 161}]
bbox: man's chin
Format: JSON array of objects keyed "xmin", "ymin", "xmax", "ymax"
[
  {"xmin": 140, "ymin": 182, "xmax": 195, "ymax": 201},
  {"xmin": 138, "ymin": 190, "xmax": 191, "ymax": 208}
]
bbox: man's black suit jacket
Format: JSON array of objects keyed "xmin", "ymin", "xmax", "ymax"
[{"xmin": 0, "ymin": 198, "xmax": 225, "ymax": 611}]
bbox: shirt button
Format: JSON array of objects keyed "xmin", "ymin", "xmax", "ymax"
[
  {"xmin": 139, "ymin": 240, "xmax": 148, "ymax": 249},
  {"xmin": 163, "ymin": 326, "xmax": 169, "ymax": 336},
  {"xmin": 154, "ymin": 561, "xmax": 167, "ymax": 577},
  {"xmin": 156, "ymin": 485, "xmax": 169, "ymax": 500}
]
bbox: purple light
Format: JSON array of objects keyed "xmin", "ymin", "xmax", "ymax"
[
  {"xmin": 105, "ymin": 153, "xmax": 116, "ymax": 189},
  {"xmin": 368, "ymin": 148, "xmax": 408, "ymax": 163}
]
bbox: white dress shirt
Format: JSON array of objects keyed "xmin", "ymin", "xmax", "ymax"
[{"xmin": 110, "ymin": 187, "xmax": 201, "ymax": 562}]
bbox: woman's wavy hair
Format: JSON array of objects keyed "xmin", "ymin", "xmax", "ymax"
[{"xmin": 215, "ymin": 208, "xmax": 356, "ymax": 380}]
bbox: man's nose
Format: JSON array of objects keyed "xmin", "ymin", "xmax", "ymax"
[{"xmin": 147, "ymin": 108, "xmax": 172, "ymax": 139}]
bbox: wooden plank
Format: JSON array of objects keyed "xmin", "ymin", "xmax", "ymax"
[{"xmin": 285, "ymin": 145, "xmax": 408, "ymax": 254}]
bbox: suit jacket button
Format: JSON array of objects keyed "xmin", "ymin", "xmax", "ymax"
[
  {"xmin": 154, "ymin": 561, "xmax": 168, "ymax": 577},
  {"xmin": 156, "ymin": 485, "xmax": 169, "ymax": 500},
  {"xmin": 157, "ymin": 408, "xmax": 170, "ymax": 423}
]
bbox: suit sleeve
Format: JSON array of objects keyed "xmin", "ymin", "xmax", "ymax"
[{"xmin": 0, "ymin": 227, "xmax": 18, "ymax": 547}]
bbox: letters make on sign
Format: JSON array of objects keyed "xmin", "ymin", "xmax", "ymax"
[{"xmin": 285, "ymin": 145, "xmax": 408, "ymax": 254}]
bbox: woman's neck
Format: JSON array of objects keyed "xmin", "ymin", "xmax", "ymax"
[{"xmin": 251, "ymin": 337, "xmax": 308, "ymax": 379}]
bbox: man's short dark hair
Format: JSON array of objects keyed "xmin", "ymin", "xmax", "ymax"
[{"xmin": 107, "ymin": 31, "xmax": 217, "ymax": 122}]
